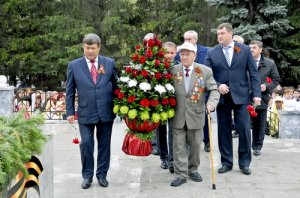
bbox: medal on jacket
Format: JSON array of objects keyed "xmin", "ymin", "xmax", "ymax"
[
  {"xmin": 97, "ymin": 64, "xmax": 105, "ymax": 74},
  {"xmin": 174, "ymin": 71, "xmax": 183, "ymax": 84},
  {"xmin": 190, "ymin": 67, "xmax": 205, "ymax": 103}
]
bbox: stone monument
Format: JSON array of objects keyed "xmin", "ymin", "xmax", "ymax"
[{"xmin": 0, "ymin": 75, "xmax": 15, "ymax": 116}]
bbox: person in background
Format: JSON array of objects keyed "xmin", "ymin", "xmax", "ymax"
[
  {"xmin": 170, "ymin": 42, "xmax": 219, "ymax": 187},
  {"xmin": 175, "ymin": 30, "xmax": 211, "ymax": 152},
  {"xmin": 282, "ymin": 86, "xmax": 297, "ymax": 111},
  {"xmin": 204, "ymin": 23, "xmax": 261, "ymax": 175},
  {"xmin": 66, "ymin": 33, "xmax": 118, "ymax": 189},
  {"xmin": 155, "ymin": 41, "xmax": 179, "ymax": 173},
  {"xmin": 249, "ymin": 40, "xmax": 280, "ymax": 156},
  {"xmin": 293, "ymin": 89, "xmax": 300, "ymax": 102}
]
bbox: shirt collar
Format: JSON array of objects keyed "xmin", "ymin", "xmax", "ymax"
[{"xmin": 85, "ymin": 56, "xmax": 98, "ymax": 63}]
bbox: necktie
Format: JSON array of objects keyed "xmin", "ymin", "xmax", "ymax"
[
  {"xmin": 90, "ymin": 60, "xmax": 97, "ymax": 84},
  {"xmin": 185, "ymin": 68, "xmax": 190, "ymax": 77},
  {"xmin": 184, "ymin": 68, "xmax": 190, "ymax": 92},
  {"xmin": 224, "ymin": 46, "xmax": 231, "ymax": 66}
]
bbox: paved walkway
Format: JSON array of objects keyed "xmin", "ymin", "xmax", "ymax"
[{"xmin": 53, "ymin": 118, "xmax": 300, "ymax": 198}]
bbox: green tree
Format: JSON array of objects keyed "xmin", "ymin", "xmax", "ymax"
[
  {"xmin": 0, "ymin": 0, "xmax": 93, "ymax": 90},
  {"xmin": 206, "ymin": 0, "xmax": 297, "ymax": 86}
]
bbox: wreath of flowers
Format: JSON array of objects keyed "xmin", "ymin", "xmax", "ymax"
[{"xmin": 113, "ymin": 35, "xmax": 176, "ymax": 127}]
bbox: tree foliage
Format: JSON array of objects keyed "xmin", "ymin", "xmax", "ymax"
[{"xmin": 206, "ymin": 0, "xmax": 299, "ymax": 86}]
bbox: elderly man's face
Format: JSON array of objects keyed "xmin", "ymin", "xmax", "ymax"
[
  {"xmin": 184, "ymin": 33, "xmax": 197, "ymax": 45},
  {"xmin": 179, "ymin": 50, "xmax": 196, "ymax": 67},
  {"xmin": 83, "ymin": 43, "xmax": 101, "ymax": 61}
]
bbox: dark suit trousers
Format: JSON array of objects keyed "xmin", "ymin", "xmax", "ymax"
[
  {"xmin": 251, "ymin": 109, "xmax": 267, "ymax": 150},
  {"xmin": 217, "ymin": 94, "xmax": 252, "ymax": 168},
  {"xmin": 156, "ymin": 124, "xmax": 169, "ymax": 161},
  {"xmin": 79, "ymin": 120, "xmax": 113, "ymax": 180}
]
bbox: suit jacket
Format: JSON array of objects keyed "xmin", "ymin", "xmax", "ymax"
[
  {"xmin": 204, "ymin": 42, "xmax": 261, "ymax": 104},
  {"xmin": 66, "ymin": 55, "xmax": 118, "ymax": 124},
  {"xmin": 175, "ymin": 44, "xmax": 208, "ymax": 64},
  {"xmin": 255, "ymin": 55, "xmax": 280, "ymax": 109},
  {"xmin": 170, "ymin": 63, "xmax": 220, "ymax": 129}
]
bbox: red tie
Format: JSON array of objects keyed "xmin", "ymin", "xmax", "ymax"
[
  {"xmin": 185, "ymin": 68, "xmax": 190, "ymax": 77},
  {"xmin": 90, "ymin": 59, "xmax": 97, "ymax": 84}
]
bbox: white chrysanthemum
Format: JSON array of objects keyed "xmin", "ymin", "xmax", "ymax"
[
  {"xmin": 155, "ymin": 84, "xmax": 167, "ymax": 95},
  {"xmin": 139, "ymin": 82, "xmax": 151, "ymax": 92},
  {"xmin": 130, "ymin": 62, "xmax": 142, "ymax": 70},
  {"xmin": 165, "ymin": 83, "xmax": 175, "ymax": 93},
  {"xmin": 128, "ymin": 79, "xmax": 138, "ymax": 87},
  {"xmin": 120, "ymin": 76, "xmax": 130, "ymax": 83}
]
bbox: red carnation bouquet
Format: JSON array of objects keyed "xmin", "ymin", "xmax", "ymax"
[
  {"xmin": 113, "ymin": 35, "xmax": 176, "ymax": 156},
  {"xmin": 247, "ymin": 104, "xmax": 257, "ymax": 117}
]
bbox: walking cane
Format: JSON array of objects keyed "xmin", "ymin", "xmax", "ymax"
[{"xmin": 207, "ymin": 110, "xmax": 216, "ymax": 190}]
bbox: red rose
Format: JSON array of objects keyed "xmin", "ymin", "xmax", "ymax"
[
  {"xmin": 250, "ymin": 111, "xmax": 258, "ymax": 117},
  {"xmin": 266, "ymin": 77, "xmax": 272, "ymax": 84},
  {"xmin": 130, "ymin": 53, "xmax": 139, "ymax": 61},
  {"xmin": 72, "ymin": 138, "xmax": 80, "ymax": 144},
  {"xmin": 114, "ymin": 88, "xmax": 121, "ymax": 95},
  {"xmin": 163, "ymin": 61, "xmax": 170, "ymax": 69},
  {"xmin": 164, "ymin": 72, "xmax": 172, "ymax": 80},
  {"xmin": 247, "ymin": 105, "xmax": 255, "ymax": 112},
  {"xmin": 141, "ymin": 70, "xmax": 148, "ymax": 78},
  {"xmin": 157, "ymin": 50, "xmax": 164, "ymax": 57},
  {"xmin": 161, "ymin": 98, "xmax": 169, "ymax": 105},
  {"xmin": 146, "ymin": 49, "xmax": 153, "ymax": 58},
  {"xmin": 132, "ymin": 70, "xmax": 139, "ymax": 77},
  {"xmin": 139, "ymin": 56, "xmax": 146, "ymax": 64},
  {"xmin": 150, "ymin": 99, "xmax": 159, "ymax": 107},
  {"xmin": 155, "ymin": 39, "xmax": 161, "ymax": 47},
  {"xmin": 155, "ymin": 72, "xmax": 162, "ymax": 80},
  {"xmin": 147, "ymin": 39, "xmax": 155, "ymax": 47},
  {"xmin": 135, "ymin": 45, "xmax": 141, "ymax": 51},
  {"xmin": 117, "ymin": 92, "xmax": 125, "ymax": 99},
  {"xmin": 140, "ymin": 98, "xmax": 150, "ymax": 108},
  {"xmin": 127, "ymin": 96, "xmax": 136, "ymax": 103},
  {"xmin": 155, "ymin": 59, "xmax": 160, "ymax": 67},
  {"xmin": 125, "ymin": 66, "xmax": 131, "ymax": 73},
  {"xmin": 169, "ymin": 98, "xmax": 176, "ymax": 107}
]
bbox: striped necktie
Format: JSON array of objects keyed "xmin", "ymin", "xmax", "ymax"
[
  {"xmin": 224, "ymin": 46, "xmax": 231, "ymax": 66},
  {"xmin": 90, "ymin": 60, "xmax": 97, "ymax": 84}
]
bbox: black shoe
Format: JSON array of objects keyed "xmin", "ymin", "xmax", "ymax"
[
  {"xmin": 169, "ymin": 165, "xmax": 174, "ymax": 173},
  {"xmin": 232, "ymin": 130, "xmax": 239, "ymax": 138},
  {"xmin": 160, "ymin": 160, "xmax": 168, "ymax": 169},
  {"xmin": 204, "ymin": 143, "xmax": 210, "ymax": 152},
  {"xmin": 81, "ymin": 178, "xmax": 92, "ymax": 189},
  {"xmin": 98, "ymin": 178, "xmax": 109, "ymax": 187},
  {"xmin": 188, "ymin": 172, "xmax": 202, "ymax": 182},
  {"xmin": 240, "ymin": 166, "xmax": 251, "ymax": 175},
  {"xmin": 152, "ymin": 148, "xmax": 159, "ymax": 155},
  {"xmin": 170, "ymin": 177, "xmax": 187, "ymax": 187},
  {"xmin": 253, "ymin": 149, "xmax": 261, "ymax": 156},
  {"xmin": 218, "ymin": 166, "xmax": 232, "ymax": 174}
]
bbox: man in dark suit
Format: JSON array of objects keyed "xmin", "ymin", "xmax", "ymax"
[
  {"xmin": 170, "ymin": 42, "xmax": 219, "ymax": 187},
  {"xmin": 175, "ymin": 30, "xmax": 211, "ymax": 152},
  {"xmin": 66, "ymin": 33, "xmax": 118, "ymax": 189},
  {"xmin": 204, "ymin": 23, "xmax": 261, "ymax": 175},
  {"xmin": 249, "ymin": 40, "xmax": 280, "ymax": 156}
]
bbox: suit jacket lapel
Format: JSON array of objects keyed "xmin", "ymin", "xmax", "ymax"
[
  {"xmin": 230, "ymin": 44, "xmax": 239, "ymax": 68},
  {"xmin": 80, "ymin": 57, "xmax": 94, "ymax": 84},
  {"xmin": 97, "ymin": 55, "xmax": 106, "ymax": 84}
]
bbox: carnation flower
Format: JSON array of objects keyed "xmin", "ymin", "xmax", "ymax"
[
  {"xmin": 120, "ymin": 76, "xmax": 130, "ymax": 83},
  {"xmin": 165, "ymin": 83, "xmax": 175, "ymax": 93},
  {"xmin": 152, "ymin": 113, "xmax": 160, "ymax": 123},
  {"xmin": 154, "ymin": 84, "xmax": 166, "ymax": 95},
  {"xmin": 128, "ymin": 109, "xmax": 138, "ymax": 119},
  {"xmin": 168, "ymin": 109, "xmax": 175, "ymax": 118},
  {"xmin": 128, "ymin": 79, "xmax": 138, "ymax": 87},
  {"xmin": 139, "ymin": 82, "xmax": 151, "ymax": 92},
  {"xmin": 120, "ymin": 106, "xmax": 129, "ymax": 115},
  {"xmin": 160, "ymin": 112, "xmax": 168, "ymax": 121},
  {"xmin": 113, "ymin": 105, "xmax": 120, "ymax": 114},
  {"xmin": 140, "ymin": 111, "xmax": 150, "ymax": 120}
]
